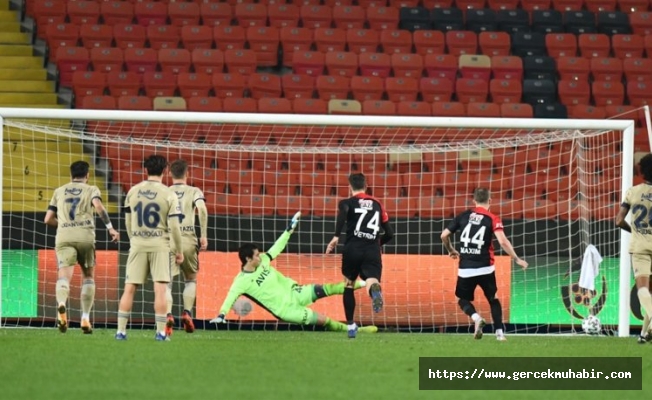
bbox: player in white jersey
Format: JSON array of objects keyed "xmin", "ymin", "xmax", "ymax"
[
  {"xmin": 164, "ymin": 159, "xmax": 208, "ymax": 335},
  {"xmin": 115, "ymin": 155, "xmax": 184, "ymax": 341},
  {"xmin": 617, "ymin": 153, "xmax": 652, "ymax": 343},
  {"xmin": 44, "ymin": 160, "xmax": 119, "ymax": 334}
]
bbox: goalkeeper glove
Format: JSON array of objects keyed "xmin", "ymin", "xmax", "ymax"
[
  {"xmin": 209, "ymin": 314, "xmax": 226, "ymax": 324},
  {"xmin": 286, "ymin": 211, "xmax": 301, "ymax": 232}
]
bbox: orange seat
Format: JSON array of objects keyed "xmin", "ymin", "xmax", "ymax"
[
  {"xmin": 383, "ymin": 197, "xmax": 417, "ymax": 218},
  {"xmin": 168, "ymin": 2, "xmax": 200, "ymax": 26},
  {"xmin": 424, "ymin": 54, "xmax": 457, "ymax": 82},
  {"xmin": 592, "ymin": 81, "xmax": 625, "ymax": 106},
  {"xmin": 418, "ymin": 197, "xmax": 453, "ymax": 219},
  {"xmin": 405, "ymin": 172, "xmax": 438, "ymax": 197},
  {"xmin": 235, "ymin": 3, "xmax": 268, "ymax": 27},
  {"xmin": 124, "ymin": 48, "xmax": 157, "ymax": 74},
  {"xmin": 333, "ymin": 5, "xmax": 365, "ymax": 29},
  {"xmin": 292, "ymin": 51, "xmax": 325, "ymax": 76},
  {"xmin": 491, "ymin": 55, "xmax": 523, "ymax": 80},
  {"xmin": 258, "ymin": 98, "xmax": 293, "ymax": 113},
  {"xmin": 358, "ymin": 52, "xmax": 391, "ymax": 78},
  {"xmin": 558, "ymin": 80, "xmax": 591, "ymax": 106},
  {"xmin": 478, "ymin": 31, "xmax": 510, "ymax": 56},
  {"xmin": 627, "ymin": 81, "xmax": 652, "ymax": 106},
  {"xmin": 148, "ymin": 26, "xmax": 182, "ymax": 51},
  {"xmin": 554, "ymin": 0, "xmax": 584, "ymax": 11},
  {"xmin": 523, "ymin": 199, "xmax": 557, "ymax": 219},
  {"xmin": 282, "ymin": 74, "xmax": 315, "ymax": 99},
  {"xmin": 391, "ymin": 53, "xmax": 423, "ymax": 78},
  {"xmin": 347, "ymin": 29, "xmax": 380, "ymax": 54},
  {"xmin": 298, "ymin": 172, "xmax": 331, "ymax": 196},
  {"xmin": 113, "ymin": 24, "xmax": 146, "ymax": 49},
  {"xmin": 181, "ymin": 26, "xmax": 213, "ymax": 51},
  {"xmin": 456, "ymin": 78, "xmax": 489, "ymax": 103},
  {"xmin": 420, "ymin": 77, "xmax": 454, "ymax": 102},
  {"xmin": 362, "ymin": 100, "xmax": 396, "ymax": 116},
  {"xmin": 500, "ymin": 103, "xmax": 533, "ymax": 118},
  {"xmin": 224, "ymin": 49, "xmax": 257, "ymax": 75},
  {"xmin": 612, "ymin": 34, "xmax": 644, "ymax": 58},
  {"xmin": 487, "ymin": 0, "xmax": 519, "ymax": 10},
  {"xmin": 79, "ymin": 24, "xmax": 112, "ymax": 49},
  {"xmin": 432, "ymin": 101, "xmax": 466, "ymax": 117},
  {"xmin": 316, "ymin": 75, "xmax": 350, "ymax": 100},
  {"xmin": 177, "ymin": 73, "xmax": 211, "ymax": 98},
  {"xmin": 90, "ymin": 47, "xmax": 123, "ymax": 73},
  {"xmin": 143, "ymin": 72, "xmax": 177, "ymax": 97},
  {"xmin": 367, "ymin": 7, "xmax": 399, "ymax": 30},
  {"xmin": 556, "ymin": 56, "xmax": 590, "ymax": 80},
  {"xmin": 204, "ymin": 193, "xmax": 239, "ymax": 216},
  {"xmin": 276, "ymin": 195, "xmax": 311, "ymax": 217},
  {"xmin": 212, "ymin": 73, "xmax": 247, "ymax": 98},
  {"xmin": 292, "ymin": 98, "xmax": 328, "ymax": 114},
  {"xmin": 223, "ymin": 97, "xmax": 258, "ymax": 113},
  {"xmin": 280, "ymin": 27, "xmax": 313, "ymax": 67},
  {"xmin": 629, "ymin": 11, "xmax": 652, "ymax": 35},
  {"xmin": 72, "ymin": 71, "xmax": 106, "ymax": 98},
  {"xmin": 385, "ymin": 77, "xmax": 418, "ymax": 102},
  {"xmin": 623, "ymin": 58, "xmax": 652, "ymax": 82},
  {"xmin": 380, "ymin": 30, "xmax": 412, "ymax": 54},
  {"xmin": 249, "ymin": 73, "xmax": 283, "ymax": 99},
  {"xmin": 568, "ymin": 104, "xmax": 606, "ymax": 119},
  {"xmin": 80, "ymin": 95, "xmax": 115, "ymax": 110},
  {"xmin": 241, "ymin": 195, "xmax": 275, "ymax": 216},
  {"xmin": 397, "ymin": 101, "xmax": 431, "ymax": 116},
  {"xmin": 619, "ymin": 0, "xmax": 650, "ymax": 13},
  {"xmin": 187, "ymin": 97, "xmax": 223, "ymax": 112},
  {"xmin": 605, "ymin": 104, "xmax": 644, "ymax": 125},
  {"xmin": 107, "ymin": 71, "xmax": 141, "ymax": 98},
  {"xmin": 590, "ymin": 57, "xmax": 623, "ymax": 81},
  {"xmin": 67, "ymin": 1, "xmax": 100, "ymax": 25},
  {"xmin": 445, "ymin": 31, "xmax": 477, "ymax": 56},
  {"xmin": 491, "ymin": 199, "xmax": 523, "ymax": 219},
  {"xmin": 585, "ymin": 0, "xmax": 616, "ymax": 12},
  {"xmin": 134, "ymin": 2, "xmax": 167, "ymax": 26},
  {"xmin": 545, "ymin": 33, "xmax": 577, "ymax": 58},
  {"xmin": 191, "ymin": 49, "xmax": 224, "ymax": 75},
  {"xmin": 101, "ymin": 2, "xmax": 134, "ymax": 25},
  {"xmin": 466, "ymin": 102, "xmax": 500, "ymax": 118},
  {"xmin": 351, "ymin": 76, "xmax": 384, "ymax": 101},
  {"xmin": 300, "ymin": 5, "xmax": 333, "ymax": 28},
  {"xmin": 490, "ymin": 79, "xmax": 522, "ymax": 103},
  {"xmin": 268, "ymin": 3, "xmax": 300, "ymax": 28},
  {"xmin": 213, "ymin": 26, "xmax": 246, "ymax": 51},
  {"xmin": 200, "ymin": 3, "xmax": 233, "ymax": 27},
  {"xmin": 158, "ymin": 48, "xmax": 191, "ymax": 74},
  {"xmin": 413, "ymin": 30, "xmax": 445, "ymax": 56},
  {"xmin": 118, "ymin": 96, "xmax": 153, "ymax": 110},
  {"xmin": 314, "ymin": 28, "xmax": 347, "ymax": 52},
  {"xmin": 46, "ymin": 24, "xmax": 79, "ymax": 61},
  {"xmin": 246, "ymin": 26, "xmax": 280, "ymax": 67},
  {"xmin": 34, "ymin": 0, "xmax": 67, "ymax": 38},
  {"xmin": 326, "ymin": 51, "xmax": 359, "ymax": 77},
  {"xmin": 311, "ymin": 196, "xmax": 339, "ymax": 217},
  {"xmin": 56, "ymin": 47, "xmax": 90, "ymax": 87},
  {"xmin": 578, "ymin": 33, "xmax": 611, "ymax": 58}
]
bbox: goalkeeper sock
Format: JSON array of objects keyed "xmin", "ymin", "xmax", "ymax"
[
  {"xmin": 638, "ymin": 287, "xmax": 652, "ymax": 322},
  {"xmin": 166, "ymin": 283, "xmax": 173, "ymax": 315},
  {"xmin": 117, "ymin": 310, "xmax": 130, "ymax": 333},
  {"xmin": 183, "ymin": 281, "xmax": 196, "ymax": 314},
  {"xmin": 155, "ymin": 314, "xmax": 168, "ymax": 335},
  {"xmin": 80, "ymin": 278, "xmax": 95, "ymax": 318},
  {"xmin": 322, "ymin": 281, "xmax": 365, "ymax": 297},
  {"xmin": 55, "ymin": 278, "xmax": 70, "ymax": 305},
  {"xmin": 343, "ymin": 287, "xmax": 356, "ymax": 325},
  {"xmin": 324, "ymin": 318, "xmax": 346, "ymax": 332}
]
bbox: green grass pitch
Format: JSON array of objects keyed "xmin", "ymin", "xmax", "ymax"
[{"xmin": 0, "ymin": 328, "xmax": 650, "ymax": 400}]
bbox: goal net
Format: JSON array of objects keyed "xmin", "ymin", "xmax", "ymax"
[{"xmin": 0, "ymin": 108, "xmax": 638, "ymax": 337}]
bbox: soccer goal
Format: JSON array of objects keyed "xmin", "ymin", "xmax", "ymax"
[{"xmin": 0, "ymin": 107, "xmax": 640, "ymax": 337}]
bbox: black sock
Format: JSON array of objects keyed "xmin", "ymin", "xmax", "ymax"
[
  {"xmin": 489, "ymin": 298, "xmax": 503, "ymax": 331},
  {"xmin": 343, "ymin": 287, "xmax": 355, "ymax": 325},
  {"xmin": 458, "ymin": 298, "xmax": 477, "ymax": 317}
]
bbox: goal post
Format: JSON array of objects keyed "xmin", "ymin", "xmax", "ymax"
[{"xmin": 0, "ymin": 107, "xmax": 636, "ymax": 337}]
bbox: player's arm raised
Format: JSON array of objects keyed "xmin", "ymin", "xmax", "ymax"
[
  {"xmin": 196, "ymin": 198, "xmax": 209, "ymax": 250},
  {"xmin": 266, "ymin": 211, "xmax": 301, "ymax": 260},
  {"xmin": 494, "ymin": 230, "xmax": 527, "ymax": 269},
  {"xmin": 91, "ymin": 189, "xmax": 119, "ymax": 242},
  {"xmin": 326, "ymin": 201, "xmax": 349, "ymax": 253}
]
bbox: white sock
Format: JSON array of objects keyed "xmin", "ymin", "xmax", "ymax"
[
  {"xmin": 496, "ymin": 329, "xmax": 504, "ymax": 336},
  {"xmin": 82, "ymin": 313, "xmax": 89, "ymax": 320},
  {"xmin": 471, "ymin": 313, "xmax": 481, "ymax": 322},
  {"xmin": 347, "ymin": 323, "xmax": 357, "ymax": 330}
]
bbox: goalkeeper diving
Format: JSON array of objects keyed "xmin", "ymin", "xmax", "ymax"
[{"xmin": 210, "ymin": 212, "xmax": 378, "ymax": 334}]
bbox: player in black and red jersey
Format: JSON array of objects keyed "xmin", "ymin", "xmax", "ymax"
[
  {"xmin": 326, "ymin": 173, "xmax": 394, "ymax": 339},
  {"xmin": 440, "ymin": 187, "xmax": 528, "ymax": 341}
]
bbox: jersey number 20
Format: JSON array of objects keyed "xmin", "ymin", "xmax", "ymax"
[
  {"xmin": 354, "ymin": 208, "xmax": 380, "ymax": 235},
  {"xmin": 461, "ymin": 224, "xmax": 486, "ymax": 249}
]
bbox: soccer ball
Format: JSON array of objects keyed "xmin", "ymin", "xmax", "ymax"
[
  {"xmin": 232, "ymin": 297, "xmax": 253, "ymax": 317},
  {"xmin": 582, "ymin": 315, "xmax": 601, "ymax": 335}
]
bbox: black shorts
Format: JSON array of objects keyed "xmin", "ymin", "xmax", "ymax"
[
  {"xmin": 341, "ymin": 244, "xmax": 382, "ymax": 282},
  {"xmin": 455, "ymin": 272, "xmax": 497, "ymax": 302}
]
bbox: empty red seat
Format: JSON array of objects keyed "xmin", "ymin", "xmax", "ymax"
[
  {"xmin": 362, "ymin": 100, "xmax": 396, "ymax": 116},
  {"xmin": 386, "ymin": 77, "xmax": 418, "ymax": 102},
  {"xmin": 56, "ymin": 47, "xmax": 90, "ymax": 86},
  {"xmin": 181, "ymin": 26, "xmax": 213, "ymax": 51},
  {"xmin": 456, "ymin": 79, "xmax": 489, "ymax": 103},
  {"xmin": 67, "ymin": 1, "xmax": 100, "ymax": 25},
  {"xmin": 134, "ymin": 2, "xmax": 167, "ymax": 26},
  {"xmin": 143, "ymin": 72, "xmax": 177, "ymax": 97},
  {"xmin": 314, "ymin": 28, "xmax": 346, "ymax": 52},
  {"xmin": 419, "ymin": 77, "xmax": 454, "ymax": 102},
  {"xmin": 107, "ymin": 71, "xmax": 141, "ymax": 97},
  {"xmin": 418, "ymin": 197, "xmax": 452, "ymax": 219},
  {"xmin": 241, "ymin": 195, "xmax": 275, "ymax": 216},
  {"xmin": 159, "ymin": 49, "xmax": 191, "ymax": 74},
  {"xmin": 118, "ymin": 96, "xmax": 153, "ymax": 110},
  {"xmin": 79, "ymin": 24, "xmax": 112, "ymax": 49},
  {"xmin": 72, "ymin": 71, "xmax": 106, "ymax": 98},
  {"xmin": 413, "ymin": 30, "xmax": 445, "ymax": 56},
  {"xmin": 490, "ymin": 79, "xmax": 522, "ymax": 103},
  {"xmin": 629, "ymin": 11, "xmax": 652, "ymax": 35},
  {"xmin": 188, "ymin": 97, "xmax": 222, "ymax": 113},
  {"xmin": 592, "ymin": 81, "xmax": 625, "ymax": 106},
  {"xmin": 224, "ymin": 49, "xmax": 257, "ymax": 75},
  {"xmin": 178, "ymin": 73, "xmax": 211, "ymax": 97},
  {"xmin": 623, "ymin": 58, "xmax": 652, "ymax": 82},
  {"xmin": 491, "ymin": 55, "xmax": 523, "ymax": 80},
  {"xmin": 300, "ymin": 5, "xmax": 332, "ymax": 28},
  {"xmin": 101, "ymin": 1, "xmax": 134, "ymax": 25},
  {"xmin": 558, "ymin": 80, "xmax": 591, "ymax": 105},
  {"xmin": 81, "ymin": 95, "xmax": 115, "ymax": 110},
  {"xmin": 326, "ymin": 51, "xmax": 359, "ymax": 77},
  {"xmin": 424, "ymin": 54, "xmax": 457, "ymax": 81},
  {"xmin": 467, "ymin": 102, "xmax": 500, "ymax": 118},
  {"xmin": 235, "ymin": 3, "xmax": 267, "ymax": 27},
  {"xmin": 627, "ymin": 81, "xmax": 652, "ymax": 106},
  {"xmin": 113, "ymin": 24, "xmax": 146, "ymax": 49},
  {"xmin": 311, "ymin": 196, "xmax": 339, "ymax": 217},
  {"xmin": 569, "ymin": 104, "xmax": 606, "ymax": 119},
  {"xmin": 292, "ymin": 98, "xmax": 328, "ymax": 114},
  {"xmin": 611, "ymin": 34, "xmax": 644, "ymax": 58},
  {"xmin": 556, "ymin": 56, "xmax": 590, "ymax": 80},
  {"xmin": 246, "ymin": 26, "xmax": 280, "ymax": 67},
  {"xmin": 500, "ymin": 103, "xmax": 533, "ymax": 118},
  {"xmin": 268, "ymin": 3, "xmax": 300, "ymax": 28},
  {"xmin": 445, "ymin": 31, "xmax": 478, "ymax": 56},
  {"xmin": 192, "ymin": 49, "xmax": 224, "ymax": 75},
  {"xmin": 585, "ymin": 0, "xmax": 616, "ymax": 12},
  {"xmin": 380, "ymin": 30, "xmax": 412, "ymax": 54},
  {"xmin": 432, "ymin": 101, "xmax": 466, "ymax": 117},
  {"xmin": 578, "ymin": 33, "xmax": 611, "ymax": 58},
  {"xmin": 200, "ymin": 3, "xmax": 233, "ymax": 27},
  {"xmin": 258, "ymin": 98, "xmax": 293, "ymax": 113},
  {"xmin": 347, "ymin": 29, "xmax": 380, "ymax": 54},
  {"xmin": 280, "ymin": 27, "xmax": 313, "ymax": 67},
  {"xmin": 223, "ymin": 97, "xmax": 258, "ymax": 113},
  {"xmin": 359, "ymin": 53, "xmax": 391, "ymax": 78},
  {"xmin": 351, "ymin": 76, "xmax": 384, "ymax": 101},
  {"xmin": 545, "ymin": 33, "xmax": 577, "ymax": 58},
  {"xmin": 276, "ymin": 195, "xmax": 310, "ymax": 217},
  {"xmin": 34, "ymin": 0, "xmax": 67, "ymax": 36},
  {"xmin": 619, "ymin": 0, "xmax": 649, "ymax": 13},
  {"xmin": 521, "ymin": 0, "xmax": 552, "ymax": 11},
  {"xmin": 590, "ymin": 57, "xmax": 623, "ymax": 81},
  {"xmin": 391, "ymin": 53, "xmax": 423, "ymax": 78},
  {"xmin": 147, "ymin": 25, "xmax": 180, "ymax": 50},
  {"xmin": 46, "ymin": 24, "xmax": 79, "ymax": 61},
  {"xmin": 333, "ymin": 5, "xmax": 365, "ymax": 29},
  {"xmin": 316, "ymin": 75, "xmax": 350, "ymax": 100},
  {"xmin": 212, "ymin": 73, "xmax": 247, "ymax": 98},
  {"xmin": 168, "ymin": 2, "xmax": 200, "ymax": 26},
  {"xmin": 292, "ymin": 51, "xmax": 325, "ymax": 75},
  {"xmin": 282, "ymin": 74, "xmax": 315, "ymax": 99},
  {"xmin": 213, "ymin": 26, "xmax": 246, "ymax": 51},
  {"xmin": 478, "ymin": 31, "xmax": 510, "ymax": 56},
  {"xmin": 90, "ymin": 47, "xmax": 123, "ymax": 73},
  {"xmin": 124, "ymin": 48, "xmax": 157, "ymax": 74},
  {"xmin": 367, "ymin": 6, "xmax": 399, "ymax": 30},
  {"xmin": 249, "ymin": 73, "xmax": 283, "ymax": 99},
  {"xmin": 459, "ymin": 54, "xmax": 491, "ymax": 81},
  {"xmin": 397, "ymin": 101, "xmax": 432, "ymax": 116}
]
